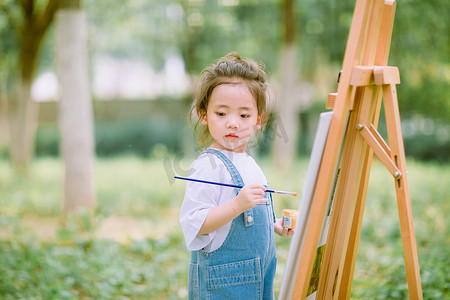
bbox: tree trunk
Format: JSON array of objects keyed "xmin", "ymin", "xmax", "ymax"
[
  {"xmin": 56, "ymin": 9, "xmax": 96, "ymax": 213},
  {"xmin": 273, "ymin": 44, "xmax": 300, "ymax": 170},
  {"xmin": 273, "ymin": 0, "xmax": 299, "ymax": 170},
  {"xmin": 6, "ymin": 0, "xmax": 58, "ymax": 174},
  {"xmin": 0, "ymin": 80, "xmax": 10, "ymax": 151},
  {"xmin": 8, "ymin": 79, "xmax": 38, "ymax": 174}
]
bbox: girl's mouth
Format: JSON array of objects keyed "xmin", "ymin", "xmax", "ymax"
[{"xmin": 225, "ymin": 133, "xmax": 238, "ymax": 139}]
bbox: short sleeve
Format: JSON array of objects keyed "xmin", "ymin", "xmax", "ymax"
[{"xmin": 179, "ymin": 154, "xmax": 224, "ymax": 251}]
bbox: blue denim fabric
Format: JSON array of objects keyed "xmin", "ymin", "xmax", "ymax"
[{"xmin": 188, "ymin": 149, "xmax": 277, "ymax": 300}]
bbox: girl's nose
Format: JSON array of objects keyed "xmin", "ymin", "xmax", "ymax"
[{"xmin": 226, "ymin": 117, "xmax": 239, "ymax": 129}]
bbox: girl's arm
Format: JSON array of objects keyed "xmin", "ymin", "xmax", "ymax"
[{"xmin": 198, "ymin": 184, "xmax": 267, "ymax": 235}]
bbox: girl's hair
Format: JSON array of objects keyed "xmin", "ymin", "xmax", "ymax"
[{"xmin": 190, "ymin": 52, "xmax": 269, "ymax": 149}]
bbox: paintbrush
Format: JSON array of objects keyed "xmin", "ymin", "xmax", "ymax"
[{"xmin": 174, "ymin": 176, "xmax": 298, "ymax": 197}]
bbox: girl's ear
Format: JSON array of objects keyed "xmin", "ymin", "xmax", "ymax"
[
  {"xmin": 256, "ymin": 114, "xmax": 264, "ymax": 130},
  {"xmin": 200, "ymin": 111, "xmax": 208, "ymax": 125}
]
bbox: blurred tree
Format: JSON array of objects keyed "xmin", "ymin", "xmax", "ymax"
[
  {"xmin": 272, "ymin": 0, "xmax": 314, "ymax": 169},
  {"xmin": 0, "ymin": 65, "xmax": 9, "ymax": 150},
  {"xmin": 83, "ymin": 0, "xmax": 282, "ymax": 77},
  {"xmin": 56, "ymin": 0, "xmax": 96, "ymax": 214},
  {"xmin": 0, "ymin": 0, "xmax": 57, "ymax": 174},
  {"xmin": 390, "ymin": 0, "xmax": 450, "ymax": 124},
  {"xmin": 0, "ymin": 18, "xmax": 15, "ymax": 150},
  {"xmin": 2, "ymin": 0, "xmax": 447, "ymax": 161},
  {"xmin": 272, "ymin": 0, "xmax": 300, "ymax": 170}
]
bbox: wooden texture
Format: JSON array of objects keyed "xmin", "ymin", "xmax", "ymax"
[
  {"xmin": 382, "ymin": 83, "xmax": 423, "ymax": 299},
  {"xmin": 316, "ymin": 0, "xmax": 385, "ymax": 298},
  {"xmin": 350, "ymin": 66, "xmax": 375, "ymax": 86},
  {"xmin": 327, "ymin": 93, "xmax": 337, "ymax": 109},
  {"xmin": 338, "ymin": 3, "xmax": 398, "ymax": 296},
  {"xmin": 358, "ymin": 124, "xmax": 401, "ymax": 177},
  {"xmin": 374, "ymin": 66, "xmax": 400, "ymax": 85},
  {"xmin": 290, "ymin": 0, "xmax": 372, "ymax": 298}
]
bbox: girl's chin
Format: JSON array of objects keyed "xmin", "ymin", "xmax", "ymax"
[{"xmin": 212, "ymin": 140, "xmax": 248, "ymax": 152}]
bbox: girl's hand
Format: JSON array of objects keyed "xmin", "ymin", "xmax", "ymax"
[
  {"xmin": 198, "ymin": 184, "xmax": 266, "ymax": 235},
  {"xmin": 233, "ymin": 184, "xmax": 267, "ymax": 213},
  {"xmin": 274, "ymin": 218, "xmax": 294, "ymax": 238}
]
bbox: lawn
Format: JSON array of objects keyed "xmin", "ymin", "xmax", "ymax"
[{"xmin": 0, "ymin": 155, "xmax": 448, "ymax": 299}]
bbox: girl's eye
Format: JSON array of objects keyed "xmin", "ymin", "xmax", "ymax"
[
  {"xmin": 216, "ymin": 112, "xmax": 226, "ymax": 117},
  {"xmin": 241, "ymin": 114, "xmax": 250, "ymax": 118}
]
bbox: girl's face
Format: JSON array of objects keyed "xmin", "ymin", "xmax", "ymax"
[{"xmin": 201, "ymin": 83, "xmax": 262, "ymax": 153}]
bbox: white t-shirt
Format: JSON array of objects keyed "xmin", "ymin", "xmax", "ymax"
[{"xmin": 179, "ymin": 148, "xmax": 268, "ymax": 252}]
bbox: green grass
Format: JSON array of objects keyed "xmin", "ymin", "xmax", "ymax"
[{"xmin": 0, "ymin": 156, "xmax": 448, "ymax": 299}]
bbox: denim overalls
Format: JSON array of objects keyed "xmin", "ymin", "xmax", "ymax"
[{"xmin": 189, "ymin": 149, "xmax": 277, "ymax": 300}]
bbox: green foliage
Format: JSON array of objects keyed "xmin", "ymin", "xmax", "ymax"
[
  {"xmin": 404, "ymin": 133, "xmax": 450, "ymax": 162},
  {"xmin": 0, "ymin": 158, "xmax": 62, "ymax": 217},
  {"xmin": 94, "ymin": 156, "xmax": 186, "ymax": 217},
  {"xmin": 351, "ymin": 160, "xmax": 450, "ymax": 299},
  {"xmin": 386, "ymin": 0, "xmax": 449, "ymax": 123},
  {"xmin": 0, "ymin": 234, "xmax": 189, "ymax": 299},
  {"xmin": 0, "ymin": 157, "xmax": 448, "ymax": 298},
  {"xmin": 35, "ymin": 107, "xmax": 450, "ymax": 161},
  {"xmin": 374, "ymin": 113, "xmax": 450, "ymax": 163},
  {"xmin": 2, "ymin": 0, "xmax": 448, "ymax": 164},
  {"xmin": 95, "ymin": 118, "xmax": 183, "ymax": 157},
  {"xmin": 35, "ymin": 124, "xmax": 60, "ymax": 156},
  {"xmin": 35, "ymin": 118, "xmax": 184, "ymax": 158},
  {"xmin": 397, "ymin": 76, "xmax": 450, "ymax": 124}
]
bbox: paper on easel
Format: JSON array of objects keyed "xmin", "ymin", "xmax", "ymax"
[
  {"xmin": 306, "ymin": 167, "xmax": 340, "ymax": 299},
  {"xmin": 279, "ymin": 111, "xmax": 335, "ymax": 299}
]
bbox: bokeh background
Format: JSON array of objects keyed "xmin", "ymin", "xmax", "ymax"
[{"xmin": 0, "ymin": 0, "xmax": 448, "ymax": 299}]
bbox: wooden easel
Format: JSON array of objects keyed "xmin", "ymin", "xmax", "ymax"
[{"xmin": 287, "ymin": 0, "xmax": 423, "ymax": 299}]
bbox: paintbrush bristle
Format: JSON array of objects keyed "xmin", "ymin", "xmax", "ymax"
[{"xmin": 292, "ymin": 193, "xmax": 298, "ymax": 197}]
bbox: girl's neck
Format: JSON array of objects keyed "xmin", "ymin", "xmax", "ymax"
[{"xmin": 209, "ymin": 146, "xmax": 245, "ymax": 153}]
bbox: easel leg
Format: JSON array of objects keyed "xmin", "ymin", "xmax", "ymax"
[
  {"xmin": 289, "ymin": 0, "xmax": 372, "ymax": 297},
  {"xmin": 383, "ymin": 83, "xmax": 423, "ymax": 300},
  {"xmin": 338, "ymin": 0, "xmax": 398, "ymax": 296},
  {"xmin": 316, "ymin": 0, "xmax": 386, "ymax": 297},
  {"xmin": 338, "ymin": 85, "xmax": 384, "ymax": 299}
]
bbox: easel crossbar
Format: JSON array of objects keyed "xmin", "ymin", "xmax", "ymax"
[
  {"xmin": 357, "ymin": 123, "xmax": 401, "ymax": 178},
  {"xmin": 350, "ymin": 66, "xmax": 400, "ymax": 86}
]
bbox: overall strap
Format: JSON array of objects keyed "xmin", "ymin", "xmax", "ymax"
[{"xmin": 201, "ymin": 149, "xmax": 254, "ymax": 227}]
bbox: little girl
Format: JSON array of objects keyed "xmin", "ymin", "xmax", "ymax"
[{"xmin": 179, "ymin": 52, "xmax": 293, "ymax": 299}]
